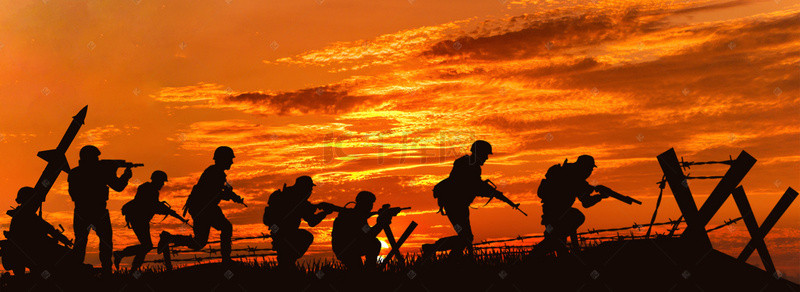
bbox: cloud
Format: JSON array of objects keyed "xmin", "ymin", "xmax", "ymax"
[{"xmin": 145, "ymin": 0, "xmax": 800, "ymax": 271}]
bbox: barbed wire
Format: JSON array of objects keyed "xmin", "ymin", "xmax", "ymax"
[
  {"xmin": 142, "ymin": 252, "xmax": 277, "ymax": 264},
  {"xmin": 473, "ymin": 217, "xmax": 741, "ymax": 246}
]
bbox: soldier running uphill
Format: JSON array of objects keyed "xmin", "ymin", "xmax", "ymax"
[
  {"xmin": 114, "ymin": 171, "xmax": 189, "ymax": 271},
  {"xmin": 157, "ymin": 146, "xmax": 245, "ymax": 270},
  {"xmin": 423, "ymin": 140, "xmax": 523, "ymax": 259}
]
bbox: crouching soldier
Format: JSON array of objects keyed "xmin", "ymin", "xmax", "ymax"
[
  {"xmin": 531, "ymin": 155, "xmax": 608, "ymax": 257},
  {"xmin": 262, "ymin": 176, "xmax": 332, "ymax": 270},
  {"xmin": 1, "ymin": 187, "xmax": 78, "ymax": 276},
  {"xmin": 322, "ymin": 191, "xmax": 400, "ymax": 271}
]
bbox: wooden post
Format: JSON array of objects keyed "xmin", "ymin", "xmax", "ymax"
[
  {"xmin": 731, "ymin": 186, "xmax": 775, "ymax": 273},
  {"xmin": 382, "ymin": 221, "xmax": 417, "ymax": 267},
  {"xmin": 738, "ymin": 187, "xmax": 797, "ymax": 262},
  {"xmin": 692, "ymin": 151, "xmax": 755, "ymax": 235},
  {"xmin": 657, "ymin": 148, "xmax": 711, "ymax": 247}
]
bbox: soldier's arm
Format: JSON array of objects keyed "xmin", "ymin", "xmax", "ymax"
[
  {"xmin": 303, "ymin": 203, "xmax": 330, "ymax": 227},
  {"xmin": 108, "ymin": 167, "xmax": 132, "ymax": 192},
  {"xmin": 577, "ymin": 182, "xmax": 603, "ymax": 208}
]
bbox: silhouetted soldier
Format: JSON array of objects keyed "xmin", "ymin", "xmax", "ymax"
[
  {"xmin": 67, "ymin": 145, "xmax": 132, "ymax": 275},
  {"xmin": 423, "ymin": 140, "xmax": 519, "ymax": 258},
  {"xmin": 1, "ymin": 187, "xmax": 77, "ymax": 276},
  {"xmin": 114, "ymin": 171, "xmax": 189, "ymax": 271},
  {"xmin": 531, "ymin": 155, "xmax": 608, "ymax": 257},
  {"xmin": 263, "ymin": 176, "xmax": 332, "ymax": 269},
  {"xmin": 157, "ymin": 146, "xmax": 244, "ymax": 269},
  {"xmin": 328, "ymin": 191, "xmax": 394, "ymax": 271}
]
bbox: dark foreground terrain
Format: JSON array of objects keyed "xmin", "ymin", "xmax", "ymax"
[{"xmin": 1, "ymin": 239, "xmax": 797, "ymax": 291}]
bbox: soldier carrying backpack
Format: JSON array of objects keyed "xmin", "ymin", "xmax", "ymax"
[
  {"xmin": 114, "ymin": 171, "xmax": 189, "ymax": 271},
  {"xmin": 531, "ymin": 155, "xmax": 610, "ymax": 257},
  {"xmin": 423, "ymin": 140, "xmax": 522, "ymax": 259},
  {"xmin": 263, "ymin": 176, "xmax": 332, "ymax": 270}
]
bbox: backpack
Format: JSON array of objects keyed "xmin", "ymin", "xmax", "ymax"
[
  {"xmin": 121, "ymin": 200, "xmax": 135, "ymax": 228},
  {"xmin": 262, "ymin": 184, "xmax": 287, "ymax": 227},
  {"xmin": 537, "ymin": 159, "xmax": 568, "ymax": 201},
  {"xmin": 432, "ymin": 177, "xmax": 455, "ymax": 215}
]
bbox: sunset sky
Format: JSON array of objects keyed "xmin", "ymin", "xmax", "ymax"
[{"xmin": 0, "ymin": 0, "xmax": 798, "ymax": 280}]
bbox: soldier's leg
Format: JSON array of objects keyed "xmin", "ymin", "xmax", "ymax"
[
  {"xmin": 72, "ymin": 210, "xmax": 90, "ymax": 263},
  {"xmin": 565, "ymin": 208, "xmax": 585, "ymax": 252},
  {"xmin": 364, "ymin": 238, "xmax": 381, "ymax": 270},
  {"xmin": 208, "ymin": 208, "xmax": 233, "ymax": 262},
  {"xmin": 294, "ymin": 229, "xmax": 314, "ymax": 260},
  {"xmin": 168, "ymin": 212, "xmax": 211, "ymax": 250},
  {"xmin": 337, "ymin": 250, "xmax": 363, "ymax": 271},
  {"xmin": 445, "ymin": 206, "xmax": 473, "ymax": 256},
  {"xmin": 130, "ymin": 223, "xmax": 152, "ymax": 271},
  {"xmin": 96, "ymin": 209, "xmax": 114, "ymax": 274}
]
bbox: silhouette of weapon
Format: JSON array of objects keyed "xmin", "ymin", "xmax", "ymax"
[
  {"xmin": 372, "ymin": 204, "xmax": 410, "ymax": 217},
  {"xmin": 224, "ymin": 182, "xmax": 247, "ymax": 207},
  {"xmin": 29, "ymin": 106, "xmax": 88, "ymax": 217},
  {"xmin": 99, "ymin": 159, "xmax": 144, "ymax": 169},
  {"xmin": 483, "ymin": 180, "xmax": 527, "ymax": 216},
  {"xmin": 158, "ymin": 201, "xmax": 193, "ymax": 228},
  {"xmin": 594, "ymin": 185, "xmax": 642, "ymax": 205}
]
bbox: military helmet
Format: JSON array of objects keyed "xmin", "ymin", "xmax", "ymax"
[
  {"xmin": 470, "ymin": 140, "xmax": 493, "ymax": 155},
  {"xmin": 295, "ymin": 175, "xmax": 316, "ymax": 187},
  {"xmin": 576, "ymin": 155, "xmax": 597, "ymax": 168},
  {"xmin": 355, "ymin": 191, "xmax": 376, "ymax": 203},
  {"xmin": 151, "ymin": 170, "xmax": 168, "ymax": 182},
  {"xmin": 15, "ymin": 187, "xmax": 35, "ymax": 205},
  {"xmin": 213, "ymin": 146, "xmax": 235, "ymax": 160},
  {"xmin": 79, "ymin": 145, "xmax": 101, "ymax": 160}
]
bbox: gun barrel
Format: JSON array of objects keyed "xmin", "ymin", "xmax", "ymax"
[
  {"xmin": 608, "ymin": 191, "xmax": 642, "ymax": 205},
  {"xmin": 101, "ymin": 160, "xmax": 144, "ymax": 168}
]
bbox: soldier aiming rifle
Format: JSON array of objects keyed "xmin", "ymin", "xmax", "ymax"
[
  {"xmin": 262, "ymin": 176, "xmax": 332, "ymax": 270},
  {"xmin": 114, "ymin": 171, "xmax": 190, "ymax": 271},
  {"xmin": 68, "ymin": 145, "xmax": 133, "ymax": 276},
  {"xmin": 531, "ymin": 155, "xmax": 640, "ymax": 257},
  {"xmin": 317, "ymin": 192, "xmax": 410, "ymax": 271}
]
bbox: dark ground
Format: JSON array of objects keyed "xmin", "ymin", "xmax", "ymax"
[{"xmin": 1, "ymin": 238, "xmax": 797, "ymax": 291}]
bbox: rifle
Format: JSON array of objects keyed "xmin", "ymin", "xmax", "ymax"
[
  {"xmin": 100, "ymin": 159, "xmax": 144, "ymax": 169},
  {"xmin": 372, "ymin": 204, "xmax": 410, "ymax": 218},
  {"xmin": 223, "ymin": 182, "xmax": 247, "ymax": 207},
  {"xmin": 483, "ymin": 179, "xmax": 527, "ymax": 216},
  {"xmin": 367, "ymin": 204, "xmax": 409, "ymax": 239},
  {"xmin": 159, "ymin": 201, "xmax": 193, "ymax": 228},
  {"xmin": 594, "ymin": 185, "xmax": 642, "ymax": 205}
]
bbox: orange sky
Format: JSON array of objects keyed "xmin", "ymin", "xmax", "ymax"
[{"xmin": 0, "ymin": 0, "xmax": 798, "ymax": 280}]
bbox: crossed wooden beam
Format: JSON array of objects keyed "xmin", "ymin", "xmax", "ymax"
[
  {"xmin": 381, "ymin": 221, "xmax": 418, "ymax": 267},
  {"xmin": 657, "ymin": 148, "xmax": 796, "ymax": 273}
]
